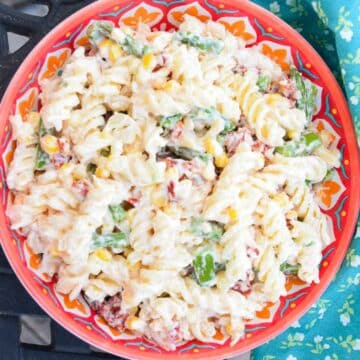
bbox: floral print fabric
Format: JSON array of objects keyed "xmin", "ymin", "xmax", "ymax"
[{"xmin": 252, "ymin": 1, "xmax": 359, "ymax": 359}]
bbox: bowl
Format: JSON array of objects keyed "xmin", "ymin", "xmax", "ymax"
[{"xmin": 0, "ymin": 0, "xmax": 359, "ymax": 359}]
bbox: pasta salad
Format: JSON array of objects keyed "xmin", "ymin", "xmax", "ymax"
[{"xmin": 6, "ymin": 15, "xmax": 340, "ymax": 350}]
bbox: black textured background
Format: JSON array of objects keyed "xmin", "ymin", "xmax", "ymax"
[
  {"xmin": 0, "ymin": 0, "xmax": 95, "ymax": 99},
  {"xmin": 0, "ymin": 2, "xmax": 124, "ymax": 359}
]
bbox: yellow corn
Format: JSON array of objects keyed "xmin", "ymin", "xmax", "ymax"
[
  {"xmin": 287, "ymin": 129, "xmax": 298, "ymax": 140},
  {"xmin": 99, "ymin": 39, "xmax": 122, "ymax": 62},
  {"xmin": 266, "ymin": 93, "xmax": 283, "ymax": 105},
  {"xmin": 225, "ymin": 323, "xmax": 232, "ymax": 334},
  {"xmin": 228, "ymin": 207, "xmax": 238, "ymax": 221},
  {"xmin": 261, "ymin": 126, "xmax": 269, "ymax": 139},
  {"xmin": 50, "ymin": 249, "xmax": 61, "ymax": 256},
  {"xmin": 204, "ymin": 136, "xmax": 216, "ymax": 156},
  {"xmin": 95, "ymin": 167, "xmax": 110, "ymax": 178},
  {"xmin": 60, "ymin": 163, "xmax": 70, "ymax": 171},
  {"xmin": 164, "ymin": 80, "xmax": 177, "ymax": 91},
  {"xmin": 99, "ymin": 38, "xmax": 113, "ymax": 50},
  {"xmin": 152, "ymin": 195, "xmax": 167, "ymax": 208},
  {"xmin": 215, "ymin": 153, "xmax": 229, "ymax": 168},
  {"xmin": 94, "ymin": 248, "xmax": 112, "ymax": 262},
  {"xmin": 40, "ymin": 134, "xmax": 59, "ymax": 154},
  {"xmin": 109, "ymin": 43, "xmax": 122, "ymax": 62},
  {"xmin": 142, "ymin": 53, "xmax": 155, "ymax": 70}
]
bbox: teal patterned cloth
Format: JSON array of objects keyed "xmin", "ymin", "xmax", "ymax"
[{"xmin": 250, "ymin": 1, "xmax": 360, "ymax": 359}]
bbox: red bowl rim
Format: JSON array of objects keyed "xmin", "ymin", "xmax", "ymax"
[{"xmin": 0, "ymin": 0, "xmax": 359, "ymax": 359}]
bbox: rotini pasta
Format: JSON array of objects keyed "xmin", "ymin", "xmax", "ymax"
[{"xmin": 6, "ymin": 15, "xmax": 340, "ymax": 350}]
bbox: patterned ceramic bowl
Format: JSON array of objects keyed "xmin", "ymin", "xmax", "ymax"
[{"xmin": 0, "ymin": 0, "xmax": 359, "ymax": 359}]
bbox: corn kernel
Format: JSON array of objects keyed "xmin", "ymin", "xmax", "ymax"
[
  {"xmin": 163, "ymin": 203, "xmax": 176, "ymax": 215},
  {"xmin": 94, "ymin": 248, "xmax": 112, "ymax": 262},
  {"xmin": 109, "ymin": 43, "xmax": 122, "ymax": 62},
  {"xmin": 204, "ymin": 136, "xmax": 215, "ymax": 156},
  {"xmin": 99, "ymin": 38, "xmax": 113, "ymax": 50},
  {"xmin": 142, "ymin": 53, "xmax": 155, "ymax": 70},
  {"xmin": 261, "ymin": 126, "xmax": 269, "ymax": 139},
  {"xmin": 164, "ymin": 80, "xmax": 178, "ymax": 91},
  {"xmin": 266, "ymin": 94, "xmax": 283, "ymax": 105},
  {"xmin": 50, "ymin": 249, "xmax": 61, "ymax": 256},
  {"xmin": 215, "ymin": 153, "xmax": 229, "ymax": 168},
  {"xmin": 40, "ymin": 134, "xmax": 59, "ymax": 154},
  {"xmin": 228, "ymin": 207, "xmax": 238, "ymax": 221},
  {"xmin": 225, "ymin": 323, "xmax": 232, "ymax": 334},
  {"xmin": 287, "ymin": 130, "xmax": 298, "ymax": 140},
  {"xmin": 61, "ymin": 163, "xmax": 70, "ymax": 170},
  {"xmin": 152, "ymin": 195, "xmax": 167, "ymax": 208},
  {"xmin": 266, "ymin": 93, "xmax": 283, "ymax": 105},
  {"xmin": 95, "ymin": 167, "xmax": 110, "ymax": 178}
]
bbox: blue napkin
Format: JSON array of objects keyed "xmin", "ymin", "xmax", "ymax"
[{"xmin": 251, "ymin": 1, "xmax": 360, "ymax": 359}]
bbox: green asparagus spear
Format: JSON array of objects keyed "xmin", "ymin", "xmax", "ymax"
[
  {"xmin": 109, "ymin": 204, "xmax": 126, "ymax": 222},
  {"xmin": 193, "ymin": 248, "xmax": 216, "ymax": 287},
  {"xmin": 256, "ymin": 74, "xmax": 271, "ymax": 92},
  {"xmin": 87, "ymin": 22, "xmax": 150, "ymax": 58},
  {"xmin": 158, "ymin": 145, "xmax": 211, "ymax": 163},
  {"xmin": 35, "ymin": 119, "xmax": 55, "ymax": 171},
  {"xmin": 275, "ymin": 132, "xmax": 322, "ymax": 157},
  {"xmin": 86, "ymin": 22, "xmax": 114, "ymax": 46},
  {"xmin": 176, "ymin": 31, "xmax": 224, "ymax": 54},
  {"xmin": 90, "ymin": 231, "xmax": 128, "ymax": 251},
  {"xmin": 122, "ymin": 34, "xmax": 151, "ymax": 57},
  {"xmin": 159, "ymin": 113, "xmax": 183, "ymax": 129},
  {"xmin": 290, "ymin": 68, "xmax": 318, "ymax": 122},
  {"xmin": 280, "ymin": 262, "xmax": 299, "ymax": 275}
]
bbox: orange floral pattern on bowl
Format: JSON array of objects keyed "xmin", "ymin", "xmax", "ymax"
[
  {"xmin": 97, "ymin": 317, "xmax": 122, "ymax": 336},
  {"xmin": 41, "ymin": 50, "xmax": 69, "ymax": 80},
  {"xmin": 18, "ymin": 88, "xmax": 37, "ymax": 121},
  {"xmin": 171, "ymin": 5, "xmax": 210, "ymax": 24},
  {"xmin": 256, "ymin": 302, "xmax": 275, "ymax": 319},
  {"xmin": 76, "ymin": 36, "xmax": 91, "ymax": 48},
  {"xmin": 285, "ymin": 275, "xmax": 307, "ymax": 292},
  {"xmin": 317, "ymin": 180, "xmax": 342, "ymax": 208},
  {"xmin": 25, "ymin": 242, "xmax": 42, "ymax": 270},
  {"xmin": 121, "ymin": 6, "xmax": 161, "ymax": 27},
  {"xmin": 219, "ymin": 20, "xmax": 255, "ymax": 42},
  {"xmin": 61, "ymin": 293, "xmax": 87, "ymax": 315},
  {"xmin": 261, "ymin": 43, "xmax": 290, "ymax": 71}
]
